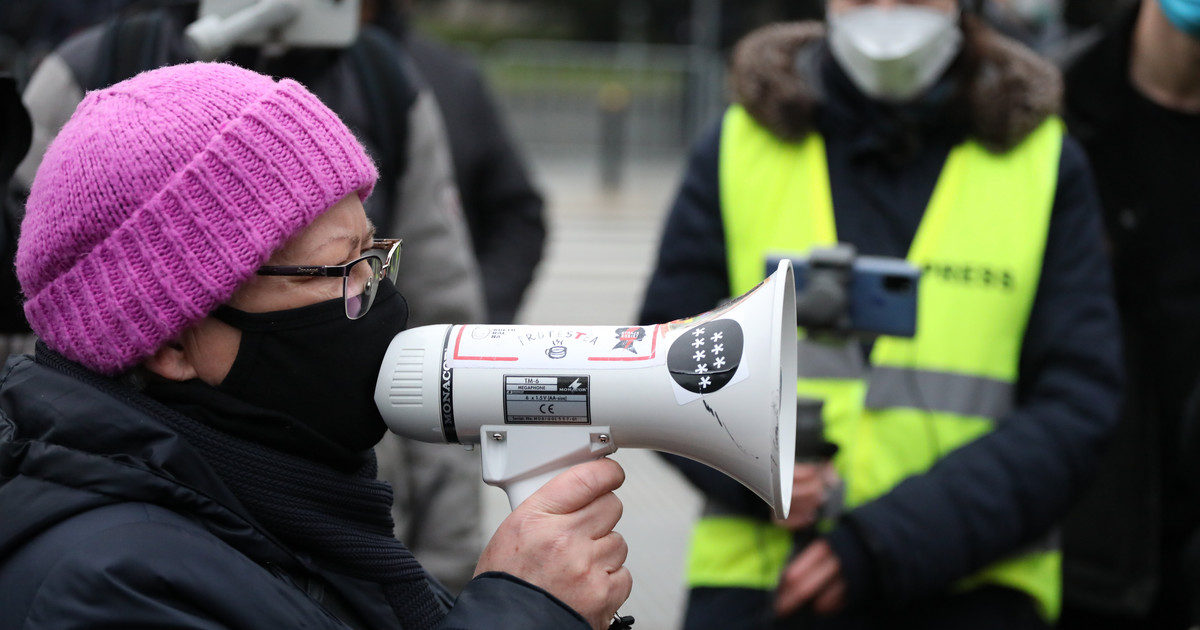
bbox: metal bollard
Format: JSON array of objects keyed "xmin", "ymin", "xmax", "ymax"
[{"xmin": 598, "ymin": 82, "xmax": 630, "ymax": 191}]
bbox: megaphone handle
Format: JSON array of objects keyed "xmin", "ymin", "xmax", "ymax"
[{"xmin": 479, "ymin": 425, "xmax": 619, "ymax": 510}]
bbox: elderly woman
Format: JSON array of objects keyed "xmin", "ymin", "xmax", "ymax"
[{"xmin": 0, "ymin": 62, "xmax": 629, "ymax": 630}]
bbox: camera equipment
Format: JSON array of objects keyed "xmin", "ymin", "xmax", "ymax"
[
  {"xmin": 768, "ymin": 244, "xmax": 920, "ymax": 339},
  {"xmin": 186, "ymin": 0, "xmax": 360, "ymax": 59}
]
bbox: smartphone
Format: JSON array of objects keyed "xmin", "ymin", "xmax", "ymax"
[{"xmin": 766, "ymin": 251, "xmax": 920, "ymax": 338}]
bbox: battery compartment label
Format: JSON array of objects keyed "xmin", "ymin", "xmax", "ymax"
[{"xmin": 504, "ymin": 375, "xmax": 591, "ymax": 424}]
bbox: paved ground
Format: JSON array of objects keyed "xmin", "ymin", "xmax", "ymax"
[{"xmin": 479, "ymin": 150, "xmax": 704, "ymax": 630}]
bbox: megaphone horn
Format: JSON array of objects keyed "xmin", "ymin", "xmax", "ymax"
[{"xmin": 375, "ymin": 260, "xmax": 798, "ymax": 517}]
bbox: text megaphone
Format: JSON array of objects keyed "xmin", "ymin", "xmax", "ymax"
[{"xmin": 375, "ymin": 260, "xmax": 797, "ymax": 517}]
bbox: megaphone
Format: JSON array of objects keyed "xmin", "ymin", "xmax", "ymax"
[{"xmin": 375, "ymin": 260, "xmax": 798, "ymax": 518}]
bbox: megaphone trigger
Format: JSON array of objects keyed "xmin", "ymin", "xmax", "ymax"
[
  {"xmin": 479, "ymin": 424, "xmax": 619, "ymax": 510},
  {"xmin": 376, "ymin": 259, "xmax": 797, "ymax": 519}
]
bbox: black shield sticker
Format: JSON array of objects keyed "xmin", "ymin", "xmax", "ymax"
[{"xmin": 667, "ymin": 319, "xmax": 744, "ymax": 394}]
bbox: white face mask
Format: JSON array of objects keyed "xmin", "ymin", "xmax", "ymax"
[{"xmin": 827, "ymin": 4, "xmax": 963, "ymax": 103}]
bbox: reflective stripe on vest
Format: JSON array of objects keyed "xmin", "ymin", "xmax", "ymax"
[
  {"xmin": 799, "ymin": 342, "xmax": 1015, "ymax": 418},
  {"xmin": 686, "ymin": 105, "xmax": 1065, "ymax": 619}
]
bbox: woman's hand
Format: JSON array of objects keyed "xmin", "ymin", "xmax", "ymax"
[{"xmin": 476, "ymin": 458, "xmax": 632, "ymax": 630}]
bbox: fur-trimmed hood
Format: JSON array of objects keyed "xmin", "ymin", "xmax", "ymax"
[{"xmin": 729, "ymin": 18, "xmax": 1062, "ymax": 152}]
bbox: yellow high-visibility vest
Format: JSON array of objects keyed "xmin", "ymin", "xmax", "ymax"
[{"xmin": 686, "ymin": 105, "xmax": 1064, "ymax": 619}]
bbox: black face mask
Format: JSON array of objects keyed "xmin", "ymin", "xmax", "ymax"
[{"xmin": 213, "ymin": 280, "xmax": 409, "ymax": 453}]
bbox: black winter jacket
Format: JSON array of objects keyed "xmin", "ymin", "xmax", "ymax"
[
  {"xmin": 1058, "ymin": 1, "xmax": 1200, "ymax": 619},
  {"xmin": 639, "ymin": 20, "xmax": 1123, "ymax": 616},
  {"xmin": 405, "ymin": 31, "xmax": 547, "ymax": 325},
  {"xmin": 0, "ymin": 350, "xmax": 588, "ymax": 629}
]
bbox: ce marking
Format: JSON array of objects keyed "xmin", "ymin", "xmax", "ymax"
[{"xmin": 539, "ymin": 403, "xmax": 556, "ymax": 414}]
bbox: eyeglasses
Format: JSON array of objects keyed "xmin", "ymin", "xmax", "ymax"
[{"xmin": 257, "ymin": 238, "xmax": 402, "ymax": 320}]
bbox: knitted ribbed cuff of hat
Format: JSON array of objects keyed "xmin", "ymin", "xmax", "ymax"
[{"xmin": 18, "ymin": 63, "xmax": 378, "ymax": 375}]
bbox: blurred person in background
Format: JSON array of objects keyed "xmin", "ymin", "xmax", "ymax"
[
  {"xmin": 0, "ymin": 0, "xmax": 132, "ymax": 86},
  {"xmin": 0, "ymin": 76, "xmax": 30, "ymax": 349},
  {"xmin": 979, "ymin": 0, "xmax": 1070, "ymax": 53},
  {"xmin": 365, "ymin": 0, "xmax": 550, "ymax": 592},
  {"xmin": 7, "ymin": 0, "xmax": 487, "ymax": 595},
  {"xmin": 1056, "ymin": 1, "xmax": 1200, "ymax": 628},
  {"xmin": 638, "ymin": 0, "xmax": 1122, "ymax": 628},
  {"xmin": 375, "ymin": 0, "xmax": 547, "ymax": 326},
  {"xmin": 1063, "ymin": 0, "xmax": 1138, "ymax": 32}
]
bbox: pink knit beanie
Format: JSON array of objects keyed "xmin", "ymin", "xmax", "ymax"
[{"xmin": 17, "ymin": 62, "xmax": 378, "ymax": 375}]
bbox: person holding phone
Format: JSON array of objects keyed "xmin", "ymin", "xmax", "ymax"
[{"xmin": 638, "ymin": 1, "xmax": 1122, "ymax": 628}]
